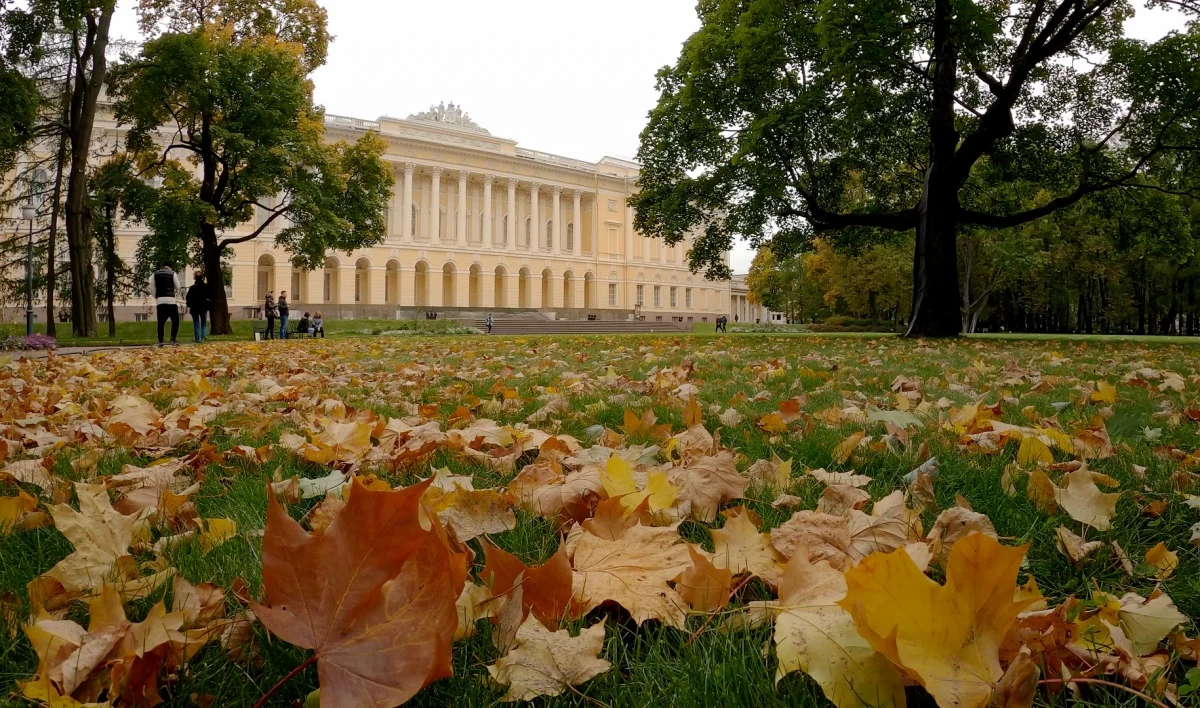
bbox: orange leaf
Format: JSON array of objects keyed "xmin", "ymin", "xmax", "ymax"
[
  {"xmin": 252, "ymin": 478, "xmax": 458, "ymax": 708},
  {"xmin": 481, "ymin": 541, "xmax": 574, "ymax": 629}
]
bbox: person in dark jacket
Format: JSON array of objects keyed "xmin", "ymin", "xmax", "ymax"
[
  {"xmin": 185, "ymin": 274, "xmax": 210, "ymax": 343},
  {"xmin": 151, "ymin": 264, "xmax": 182, "ymax": 345},
  {"xmin": 264, "ymin": 292, "xmax": 276, "ymax": 340},
  {"xmin": 297, "ymin": 312, "xmax": 311, "ymax": 336},
  {"xmin": 277, "ymin": 290, "xmax": 290, "ymax": 339}
]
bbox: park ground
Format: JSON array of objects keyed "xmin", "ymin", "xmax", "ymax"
[{"xmin": 0, "ymin": 331, "xmax": 1198, "ymax": 707}]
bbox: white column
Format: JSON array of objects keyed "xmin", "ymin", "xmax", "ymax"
[
  {"xmin": 551, "ymin": 186, "xmax": 562, "ymax": 255},
  {"xmin": 506, "ymin": 179, "xmax": 517, "ymax": 252},
  {"xmin": 511, "ymin": 177, "xmax": 520, "ymax": 252},
  {"xmin": 457, "ymin": 170, "xmax": 468, "ymax": 245},
  {"xmin": 429, "ymin": 167, "xmax": 442, "ymax": 241},
  {"xmin": 572, "ymin": 190, "xmax": 582, "ymax": 255},
  {"xmin": 482, "ymin": 174, "xmax": 493, "ymax": 247},
  {"xmin": 529, "ymin": 183, "xmax": 540, "ymax": 249},
  {"xmin": 401, "ymin": 163, "xmax": 414, "ymax": 242}
]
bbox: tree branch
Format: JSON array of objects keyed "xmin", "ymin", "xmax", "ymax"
[{"xmin": 217, "ymin": 202, "xmax": 292, "ymax": 248}]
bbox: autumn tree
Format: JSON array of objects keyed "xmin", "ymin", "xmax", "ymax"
[
  {"xmin": 108, "ymin": 1, "xmax": 391, "ymax": 334},
  {"xmin": 0, "ymin": 1, "xmax": 40, "ymax": 174},
  {"xmin": 632, "ymin": 0, "xmax": 1200, "ymax": 337},
  {"xmin": 746, "ymin": 247, "xmax": 807, "ymax": 322}
]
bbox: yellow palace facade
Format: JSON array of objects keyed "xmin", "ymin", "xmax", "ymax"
[{"xmin": 98, "ymin": 102, "xmax": 732, "ymax": 323}]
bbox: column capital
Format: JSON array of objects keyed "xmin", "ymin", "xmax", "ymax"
[
  {"xmin": 506, "ymin": 177, "xmax": 519, "ymax": 189},
  {"xmin": 483, "ymin": 173, "xmax": 494, "ymax": 185},
  {"xmin": 403, "ymin": 162, "xmax": 415, "ymax": 175},
  {"xmin": 430, "ymin": 166, "xmax": 444, "ymax": 177},
  {"xmin": 530, "ymin": 182, "xmax": 541, "ymax": 192},
  {"xmin": 457, "ymin": 170, "xmax": 469, "ymax": 181},
  {"xmin": 572, "ymin": 189, "xmax": 584, "ymax": 199},
  {"xmin": 552, "ymin": 185, "xmax": 563, "ymax": 196}
]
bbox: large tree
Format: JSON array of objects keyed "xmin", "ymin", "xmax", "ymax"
[
  {"xmin": 108, "ymin": 5, "xmax": 390, "ymax": 334},
  {"xmin": 0, "ymin": 1, "xmax": 40, "ymax": 175},
  {"xmin": 632, "ymin": 0, "xmax": 1200, "ymax": 336}
]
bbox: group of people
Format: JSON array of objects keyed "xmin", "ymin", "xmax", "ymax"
[
  {"xmin": 150, "ymin": 263, "xmax": 326, "ymax": 345},
  {"xmin": 152, "ymin": 264, "xmax": 208, "ymax": 346},
  {"xmin": 263, "ymin": 290, "xmax": 324, "ymax": 338}
]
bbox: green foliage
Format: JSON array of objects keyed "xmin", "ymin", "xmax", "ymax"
[{"xmin": 107, "ymin": 18, "xmax": 393, "ymax": 279}]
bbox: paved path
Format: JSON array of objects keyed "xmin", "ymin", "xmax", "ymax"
[{"xmin": 5, "ymin": 345, "xmax": 153, "ymax": 360}]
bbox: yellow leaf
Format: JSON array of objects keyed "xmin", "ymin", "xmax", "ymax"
[
  {"xmin": 839, "ymin": 534, "xmax": 1033, "ymax": 708},
  {"xmin": 1091, "ymin": 381, "xmax": 1117, "ymax": 405},
  {"xmin": 1016, "ymin": 437, "xmax": 1052, "ymax": 467},
  {"xmin": 1052, "ymin": 468, "xmax": 1120, "ymax": 531},
  {"xmin": 199, "ymin": 518, "xmax": 237, "ymax": 554},
  {"xmin": 833, "ymin": 431, "xmax": 865, "ymax": 465},
  {"xmin": 600, "ymin": 454, "xmax": 637, "ymax": 499},
  {"xmin": 774, "ymin": 553, "xmax": 907, "ymax": 708},
  {"xmin": 1144, "ymin": 542, "xmax": 1178, "ymax": 580},
  {"xmin": 1026, "ymin": 469, "xmax": 1057, "ymax": 513}
]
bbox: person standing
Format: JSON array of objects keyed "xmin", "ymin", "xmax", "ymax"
[
  {"xmin": 264, "ymin": 291, "xmax": 276, "ymax": 340},
  {"xmin": 485, "ymin": 312, "xmax": 493, "ymax": 334},
  {"xmin": 151, "ymin": 264, "xmax": 182, "ymax": 346},
  {"xmin": 185, "ymin": 274, "xmax": 210, "ymax": 343},
  {"xmin": 277, "ymin": 290, "xmax": 290, "ymax": 339}
]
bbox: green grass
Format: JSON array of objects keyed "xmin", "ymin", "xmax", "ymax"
[
  {"xmin": 0, "ymin": 317, "xmax": 474, "ymax": 347},
  {"xmin": 1, "ymin": 334, "xmax": 1198, "ymax": 707}
]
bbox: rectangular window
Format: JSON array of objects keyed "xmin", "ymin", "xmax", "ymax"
[
  {"xmin": 636, "ymin": 284, "xmax": 644, "ymax": 306},
  {"xmin": 355, "ymin": 273, "xmax": 362, "ymax": 303},
  {"xmin": 670, "ymin": 287, "xmax": 677, "ymax": 308},
  {"xmin": 654, "ymin": 286, "xmax": 661, "ymax": 307},
  {"xmin": 324, "ymin": 273, "xmax": 333, "ymax": 302},
  {"xmin": 608, "ymin": 283, "xmax": 617, "ymax": 306},
  {"xmin": 291, "ymin": 273, "xmax": 302, "ymax": 302},
  {"xmin": 685, "ymin": 288, "xmax": 692, "ymax": 308}
]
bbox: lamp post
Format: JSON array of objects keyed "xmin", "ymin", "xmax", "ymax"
[{"xmin": 21, "ymin": 204, "xmax": 36, "ymax": 336}]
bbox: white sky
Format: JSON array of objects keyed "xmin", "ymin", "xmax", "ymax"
[{"xmin": 109, "ymin": 1, "xmax": 1186, "ymax": 275}]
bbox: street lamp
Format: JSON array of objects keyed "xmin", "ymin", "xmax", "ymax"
[{"xmin": 20, "ymin": 204, "xmax": 35, "ymax": 336}]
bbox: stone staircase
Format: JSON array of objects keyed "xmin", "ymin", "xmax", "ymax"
[{"xmin": 468, "ymin": 317, "xmax": 692, "ymax": 335}]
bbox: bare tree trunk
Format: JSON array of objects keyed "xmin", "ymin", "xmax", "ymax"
[
  {"xmin": 202, "ymin": 224, "xmax": 232, "ymax": 335},
  {"xmin": 44, "ymin": 52, "xmax": 75, "ymax": 338},
  {"xmin": 65, "ymin": 9, "xmax": 114, "ymax": 337}
]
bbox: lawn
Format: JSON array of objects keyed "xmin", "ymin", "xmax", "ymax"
[{"xmin": 0, "ymin": 333, "xmax": 1197, "ymax": 708}]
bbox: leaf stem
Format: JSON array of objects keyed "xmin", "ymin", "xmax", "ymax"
[
  {"xmin": 1037, "ymin": 677, "xmax": 1170, "ymax": 708},
  {"xmin": 253, "ymin": 652, "xmax": 319, "ymax": 708}
]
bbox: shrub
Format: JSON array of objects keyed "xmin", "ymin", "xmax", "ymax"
[{"xmin": 0, "ymin": 334, "xmax": 58, "ymax": 351}]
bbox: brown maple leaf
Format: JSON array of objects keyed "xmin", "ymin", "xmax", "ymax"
[
  {"xmin": 480, "ymin": 540, "xmax": 574, "ymax": 629},
  {"xmin": 252, "ymin": 478, "xmax": 458, "ymax": 708}
]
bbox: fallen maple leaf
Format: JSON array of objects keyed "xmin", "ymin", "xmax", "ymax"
[
  {"xmin": 1143, "ymin": 542, "xmax": 1178, "ymax": 580},
  {"xmin": 571, "ymin": 523, "xmax": 691, "ymax": 629},
  {"xmin": 674, "ymin": 544, "xmax": 731, "ymax": 612},
  {"xmin": 485, "ymin": 616, "xmax": 611, "ymax": 702},
  {"xmin": 710, "ymin": 510, "xmax": 785, "ymax": 588},
  {"xmin": 1053, "ymin": 467, "xmax": 1120, "ymax": 531},
  {"xmin": 771, "ymin": 502, "xmax": 907, "ymax": 571},
  {"xmin": 252, "ymin": 478, "xmax": 458, "ymax": 708},
  {"xmin": 481, "ymin": 541, "xmax": 573, "ymax": 628},
  {"xmin": 773, "ymin": 552, "xmax": 906, "ymax": 708},
  {"xmin": 833, "ymin": 431, "xmax": 865, "ymax": 465},
  {"xmin": 668, "ymin": 450, "xmax": 749, "ymax": 521},
  {"xmin": 46, "ymin": 483, "xmax": 136, "ymax": 593},
  {"xmin": 840, "ymin": 533, "xmax": 1033, "ymax": 708}
]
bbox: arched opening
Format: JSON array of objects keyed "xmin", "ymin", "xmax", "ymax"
[
  {"xmin": 584, "ymin": 272, "xmax": 595, "ymax": 308},
  {"xmin": 494, "ymin": 266, "xmax": 507, "ymax": 308},
  {"xmin": 563, "ymin": 271, "xmax": 575, "ymax": 309},
  {"xmin": 469, "ymin": 263, "xmax": 482, "ymax": 308},
  {"xmin": 414, "ymin": 261, "xmax": 429, "ymax": 306},
  {"xmin": 518, "ymin": 267, "xmax": 531, "ymax": 308},
  {"xmin": 386, "ymin": 259, "xmax": 401, "ymax": 305},
  {"xmin": 442, "ymin": 263, "xmax": 456, "ymax": 307},
  {"xmin": 257, "ymin": 254, "xmax": 276, "ymax": 301},
  {"xmin": 354, "ymin": 257, "xmax": 371, "ymax": 304},
  {"xmin": 322, "ymin": 257, "xmax": 339, "ymax": 304},
  {"xmin": 541, "ymin": 268, "xmax": 553, "ymax": 309}
]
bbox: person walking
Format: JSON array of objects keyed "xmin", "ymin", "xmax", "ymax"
[
  {"xmin": 185, "ymin": 274, "xmax": 210, "ymax": 343},
  {"xmin": 277, "ymin": 290, "xmax": 290, "ymax": 339},
  {"xmin": 485, "ymin": 312, "xmax": 493, "ymax": 334},
  {"xmin": 311, "ymin": 311, "xmax": 325, "ymax": 338},
  {"xmin": 151, "ymin": 264, "xmax": 182, "ymax": 346},
  {"xmin": 264, "ymin": 291, "xmax": 276, "ymax": 340}
]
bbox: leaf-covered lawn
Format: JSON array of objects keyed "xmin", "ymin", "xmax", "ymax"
[{"xmin": 0, "ymin": 334, "xmax": 1197, "ymax": 708}]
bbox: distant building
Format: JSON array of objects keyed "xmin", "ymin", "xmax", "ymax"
[
  {"xmin": 8, "ymin": 101, "xmax": 735, "ymax": 323},
  {"xmin": 729, "ymin": 274, "xmax": 785, "ymax": 324}
]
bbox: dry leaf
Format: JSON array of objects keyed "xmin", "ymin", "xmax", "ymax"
[{"xmin": 485, "ymin": 616, "xmax": 610, "ymax": 702}]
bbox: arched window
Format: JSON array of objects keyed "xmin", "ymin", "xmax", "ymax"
[{"xmin": 411, "ymin": 204, "xmax": 418, "ymax": 236}]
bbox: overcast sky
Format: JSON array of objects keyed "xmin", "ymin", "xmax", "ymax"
[{"xmin": 110, "ymin": 1, "xmax": 1186, "ymax": 274}]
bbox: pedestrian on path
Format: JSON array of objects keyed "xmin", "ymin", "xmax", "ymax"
[
  {"xmin": 278, "ymin": 291, "xmax": 290, "ymax": 339},
  {"xmin": 185, "ymin": 274, "xmax": 210, "ymax": 343},
  {"xmin": 264, "ymin": 292, "xmax": 276, "ymax": 340},
  {"xmin": 151, "ymin": 264, "xmax": 181, "ymax": 346}
]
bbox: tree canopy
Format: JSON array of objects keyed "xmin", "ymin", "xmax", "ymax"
[
  {"xmin": 108, "ymin": 6, "xmax": 392, "ymax": 334},
  {"xmin": 632, "ymin": 0, "xmax": 1200, "ymax": 336}
]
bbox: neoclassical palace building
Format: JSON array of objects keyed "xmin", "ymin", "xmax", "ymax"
[{"xmin": 69, "ymin": 101, "xmax": 731, "ymax": 323}]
